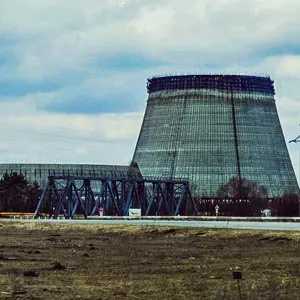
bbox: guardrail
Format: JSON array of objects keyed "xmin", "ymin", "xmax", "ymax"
[{"xmin": 2, "ymin": 215, "xmax": 300, "ymax": 222}]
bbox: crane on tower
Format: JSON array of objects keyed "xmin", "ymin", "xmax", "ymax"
[{"xmin": 289, "ymin": 135, "xmax": 300, "ymax": 143}]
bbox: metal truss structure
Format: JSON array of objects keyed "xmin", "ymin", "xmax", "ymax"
[{"xmin": 34, "ymin": 175, "xmax": 197, "ymax": 218}]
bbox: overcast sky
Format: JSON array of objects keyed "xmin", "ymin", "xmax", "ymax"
[{"xmin": 0, "ymin": 0, "xmax": 299, "ymax": 182}]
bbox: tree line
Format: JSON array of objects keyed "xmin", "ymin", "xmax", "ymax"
[
  {"xmin": 194, "ymin": 177, "xmax": 300, "ymax": 216},
  {"xmin": 0, "ymin": 173, "xmax": 40, "ymax": 212}
]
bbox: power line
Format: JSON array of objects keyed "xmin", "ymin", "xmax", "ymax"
[{"xmin": 0, "ymin": 124, "xmax": 132, "ymax": 144}]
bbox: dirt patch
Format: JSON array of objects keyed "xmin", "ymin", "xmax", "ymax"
[
  {"xmin": 258, "ymin": 236, "xmax": 292, "ymax": 242},
  {"xmin": 159, "ymin": 228, "xmax": 178, "ymax": 235},
  {"xmin": 23, "ymin": 270, "xmax": 40, "ymax": 277}
]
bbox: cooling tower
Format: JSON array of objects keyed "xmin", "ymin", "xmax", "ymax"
[{"xmin": 132, "ymin": 75, "xmax": 299, "ymax": 198}]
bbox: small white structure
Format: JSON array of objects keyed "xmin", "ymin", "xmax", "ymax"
[
  {"xmin": 129, "ymin": 208, "xmax": 142, "ymax": 217},
  {"xmin": 261, "ymin": 209, "xmax": 271, "ymax": 217}
]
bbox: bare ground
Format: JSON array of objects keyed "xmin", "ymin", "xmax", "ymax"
[{"xmin": 0, "ymin": 222, "xmax": 300, "ymax": 299}]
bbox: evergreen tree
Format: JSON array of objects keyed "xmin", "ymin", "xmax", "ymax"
[{"xmin": 0, "ymin": 173, "xmax": 40, "ymax": 212}]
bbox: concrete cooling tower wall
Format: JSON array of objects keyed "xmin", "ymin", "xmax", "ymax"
[{"xmin": 132, "ymin": 75, "xmax": 299, "ymax": 198}]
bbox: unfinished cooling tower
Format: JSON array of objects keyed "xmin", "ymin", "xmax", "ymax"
[{"xmin": 132, "ymin": 75, "xmax": 299, "ymax": 198}]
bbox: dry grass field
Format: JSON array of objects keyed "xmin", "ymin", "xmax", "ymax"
[{"xmin": 0, "ymin": 222, "xmax": 300, "ymax": 299}]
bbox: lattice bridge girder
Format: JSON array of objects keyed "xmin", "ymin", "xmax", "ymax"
[{"xmin": 34, "ymin": 176, "xmax": 198, "ymax": 218}]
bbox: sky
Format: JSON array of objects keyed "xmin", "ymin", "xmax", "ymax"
[{"xmin": 0, "ymin": 0, "xmax": 299, "ymax": 182}]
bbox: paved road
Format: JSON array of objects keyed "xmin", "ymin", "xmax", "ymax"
[{"xmin": 1, "ymin": 218, "xmax": 300, "ymax": 230}]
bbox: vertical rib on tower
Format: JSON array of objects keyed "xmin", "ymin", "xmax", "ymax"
[{"xmin": 132, "ymin": 75, "xmax": 299, "ymax": 198}]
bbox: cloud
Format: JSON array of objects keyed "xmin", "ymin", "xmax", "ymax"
[
  {"xmin": 0, "ymin": 98, "xmax": 142, "ymax": 164},
  {"xmin": 1, "ymin": 0, "xmax": 299, "ymax": 79},
  {"xmin": 0, "ymin": 0, "xmax": 299, "ymax": 183},
  {"xmin": 275, "ymin": 56, "xmax": 300, "ymax": 78}
]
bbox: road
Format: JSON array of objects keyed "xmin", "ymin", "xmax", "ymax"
[{"xmin": 1, "ymin": 218, "xmax": 300, "ymax": 230}]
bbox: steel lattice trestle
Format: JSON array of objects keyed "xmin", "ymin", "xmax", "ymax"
[{"xmin": 34, "ymin": 176, "xmax": 197, "ymax": 218}]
